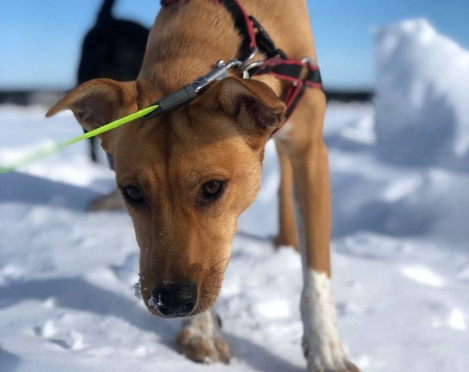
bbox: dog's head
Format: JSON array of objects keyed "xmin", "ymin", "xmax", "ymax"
[{"xmin": 47, "ymin": 76, "xmax": 285, "ymax": 317}]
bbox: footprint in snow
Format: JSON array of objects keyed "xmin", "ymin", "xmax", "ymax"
[
  {"xmin": 428, "ymin": 302, "xmax": 467, "ymax": 331},
  {"xmin": 34, "ymin": 320, "xmax": 85, "ymax": 351}
]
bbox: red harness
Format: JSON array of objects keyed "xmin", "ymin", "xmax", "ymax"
[{"xmin": 161, "ymin": 0, "xmax": 323, "ymax": 120}]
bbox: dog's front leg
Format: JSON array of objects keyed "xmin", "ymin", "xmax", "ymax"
[
  {"xmin": 276, "ymin": 89, "xmax": 360, "ymax": 372},
  {"xmin": 275, "ymin": 142, "xmax": 299, "ymax": 249},
  {"xmin": 176, "ymin": 309, "xmax": 230, "ymax": 364}
]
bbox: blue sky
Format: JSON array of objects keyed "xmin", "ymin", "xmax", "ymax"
[{"xmin": 1, "ymin": 0, "xmax": 468, "ymax": 90}]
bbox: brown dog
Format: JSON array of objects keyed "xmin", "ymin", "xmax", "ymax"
[{"xmin": 47, "ymin": 0, "xmax": 359, "ymax": 370}]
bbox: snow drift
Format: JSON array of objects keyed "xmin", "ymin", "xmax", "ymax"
[{"xmin": 374, "ymin": 19, "xmax": 469, "ymax": 171}]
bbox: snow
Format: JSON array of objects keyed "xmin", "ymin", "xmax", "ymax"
[
  {"xmin": 1, "ymin": 19, "xmax": 468, "ymax": 372},
  {"xmin": 374, "ymin": 19, "xmax": 469, "ymax": 171}
]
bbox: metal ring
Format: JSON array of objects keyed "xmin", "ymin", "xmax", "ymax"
[
  {"xmin": 241, "ymin": 60, "xmax": 265, "ymax": 79},
  {"xmin": 239, "ymin": 47, "xmax": 259, "ymax": 69},
  {"xmin": 301, "ymin": 56, "xmax": 314, "ymax": 66},
  {"xmin": 226, "ymin": 59, "xmax": 243, "ymax": 69},
  {"xmin": 243, "ymin": 60, "xmax": 264, "ymax": 71}
]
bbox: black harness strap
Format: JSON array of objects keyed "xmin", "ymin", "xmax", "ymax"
[
  {"xmin": 248, "ymin": 15, "xmax": 287, "ymax": 59},
  {"xmin": 160, "ymin": 0, "xmax": 323, "ymax": 122},
  {"xmin": 218, "ymin": 0, "xmax": 256, "ymax": 60}
]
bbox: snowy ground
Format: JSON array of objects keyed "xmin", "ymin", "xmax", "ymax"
[
  {"xmin": 1, "ymin": 21, "xmax": 469, "ymax": 370},
  {"xmin": 0, "ymin": 98, "xmax": 468, "ymax": 372}
]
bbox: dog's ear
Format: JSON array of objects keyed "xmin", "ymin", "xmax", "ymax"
[
  {"xmin": 46, "ymin": 78, "xmax": 137, "ymax": 152},
  {"xmin": 216, "ymin": 77, "xmax": 286, "ymax": 133}
]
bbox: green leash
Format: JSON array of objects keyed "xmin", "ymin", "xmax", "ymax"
[
  {"xmin": 0, "ymin": 104, "xmax": 159, "ymax": 175},
  {"xmin": 0, "ymin": 57, "xmax": 246, "ymax": 176}
]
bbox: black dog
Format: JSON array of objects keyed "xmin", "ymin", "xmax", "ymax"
[{"xmin": 77, "ymin": 0, "xmax": 149, "ymax": 163}]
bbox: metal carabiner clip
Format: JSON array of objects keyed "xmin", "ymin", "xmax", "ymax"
[{"xmin": 241, "ymin": 60, "xmax": 265, "ymax": 79}]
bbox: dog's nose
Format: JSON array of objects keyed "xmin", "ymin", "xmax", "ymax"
[{"xmin": 152, "ymin": 282, "xmax": 197, "ymax": 317}]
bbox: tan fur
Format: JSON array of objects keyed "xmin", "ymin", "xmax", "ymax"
[
  {"xmin": 274, "ymin": 139, "xmax": 299, "ymax": 249},
  {"xmin": 88, "ymin": 189, "xmax": 125, "ymax": 211},
  {"xmin": 47, "ymin": 0, "xmax": 359, "ymax": 370}
]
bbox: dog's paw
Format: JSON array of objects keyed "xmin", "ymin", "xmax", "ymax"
[
  {"xmin": 88, "ymin": 190, "xmax": 126, "ymax": 212},
  {"xmin": 342, "ymin": 360, "xmax": 361, "ymax": 372},
  {"xmin": 306, "ymin": 359, "xmax": 361, "ymax": 372},
  {"xmin": 303, "ymin": 338, "xmax": 360, "ymax": 372},
  {"xmin": 176, "ymin": 327, "xmax": 230, "ymax": 364}
]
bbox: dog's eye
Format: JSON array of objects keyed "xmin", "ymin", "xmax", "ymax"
[
  {"xmin": 201, "ymin": 180, "xmax": 224, "ymax": 199},
  {"xmin": 122, "ymin": 185, "xmax": 145, "ymax": 203}
]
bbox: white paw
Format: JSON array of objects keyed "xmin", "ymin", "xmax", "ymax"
[
  {"xmin": 301, "ymin": 270, "xmax": 361, "ymax": 372},
  {"xmin": 303, "ymin": 337, "xmax": 360, "ymax": 372}
]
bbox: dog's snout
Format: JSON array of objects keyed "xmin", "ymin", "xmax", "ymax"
[{"xmin": 152, "ymin": 282, "xmax": 197, "ymax": 317}]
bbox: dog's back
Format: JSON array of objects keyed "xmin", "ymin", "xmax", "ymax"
[
  {"xmin": 77, "ymin": 0, "xmax": 149, "ymax": 162},
  {"xmin": 78, "ymin": 0, "xmax": 149, "ymax": 84}
]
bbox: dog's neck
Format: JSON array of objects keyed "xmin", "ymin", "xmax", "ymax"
[{"xmin": 137, "ymin": 0, "xmax": 243, "ymax": 102}]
